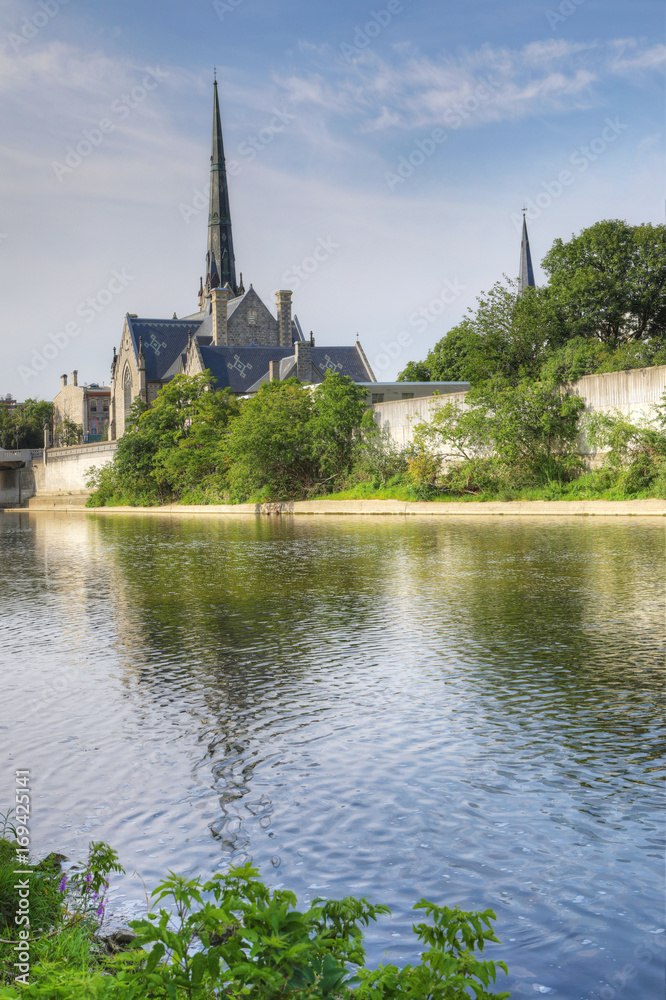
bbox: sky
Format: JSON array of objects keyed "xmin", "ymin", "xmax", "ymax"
[{"xmin": 0, "ymin": 0, "xmax": 664, "ymax": 399}]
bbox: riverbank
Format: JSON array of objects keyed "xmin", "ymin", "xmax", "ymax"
[{"xmin": 14, "ymin": 496, "xmax": 666, "ymax": 516}]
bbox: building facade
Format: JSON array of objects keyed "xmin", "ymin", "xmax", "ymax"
[{"xmin": 53, "ymin": 371, "xmax": 110, "ymax": 443}]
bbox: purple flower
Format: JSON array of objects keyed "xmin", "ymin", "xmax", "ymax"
[
  {"xmin": 58, "ymin": 876, "xmax": 67, "ymax": 893},
  {"xmin": 84, "ymin": 872, "xmax": 92, "ymax": 885},
  {"xmin": 96, "ymin": 903, "xmax": 105, "ymax": 918}
]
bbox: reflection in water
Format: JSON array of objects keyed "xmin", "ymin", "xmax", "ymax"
[{"xmin": 1, "ymin": 511, "xmax": 664, "ymax": 999}]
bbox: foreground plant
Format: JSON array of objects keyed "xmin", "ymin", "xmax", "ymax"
[{"xmin": 113, "ymin": 863, "xmax": 509, "ymax": 999}]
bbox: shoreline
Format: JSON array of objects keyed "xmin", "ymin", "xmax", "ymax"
[{"xmin": 9, "ymin": 497, "xmax": 666, "ymax": 517}]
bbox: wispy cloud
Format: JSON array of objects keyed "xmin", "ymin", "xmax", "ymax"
[{"xmin": 272, "ymin": 37, "xmax": 663, "ymax": 133}]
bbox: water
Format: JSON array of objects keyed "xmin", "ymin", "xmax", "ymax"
[{"xmin": 1, "ymin": 511, "xmax": 664, "ymax": 998}]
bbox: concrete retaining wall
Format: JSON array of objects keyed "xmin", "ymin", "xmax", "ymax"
[
  {"xmin": 372, "ymin": 366, "xmax": 666, "ymax": 458},
  {"xmin": 34, "ymin": 442, "xmax": 117, "ymax": 494}
]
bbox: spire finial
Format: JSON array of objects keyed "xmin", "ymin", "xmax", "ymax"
[{"xmin": 213, "ymin": 66, "xmax": 217, "ymax": 83}]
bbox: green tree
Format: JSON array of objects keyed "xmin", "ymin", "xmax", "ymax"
[
  {"xmin": 226, "ymin": 372, "xmax": 367, "ymax": 502},
  {"xmin": 0, "ymin": 400, "xmax": 53, "ymax": 449},
  {"xmin": 55, "ymin": 416, "xmax": 83, "ymax": 446},
  {"xmin": 410, "ymin": 379, "xmax": 586, "ymax": 494},
  {"xmin": 542, "ymin": 219, "xmax": 666, "ymax": 348},
  {"xmin": 400, "ymin": 282, "xmax": 553, "ymax": 387}
]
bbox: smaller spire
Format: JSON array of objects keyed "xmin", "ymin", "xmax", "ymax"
[
  {"xmin": 138, "ymin": 336, "xmax": 146, "ymax": 367},
  {"xmin": 518, "ymin": 211, "xmax": 535, "ymax": 294}
]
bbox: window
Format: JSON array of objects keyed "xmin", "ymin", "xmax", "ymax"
[
  {"xmin": 123, "ymin": 367, "xmax": 132, "ymax": 419},
  {"xmin": 401, "ymin": 392, "xmax": 414, "ymax": 400},
  {"xmin": 90, "ymin": 400, "xmax": 97, "ymax": 412},
  {"xmin": 90, "ymin": 419, "xmax": 98, "ymax": 434},
  {"xmin": 102, "ymin": 402, "xmax": 109, "ymax": 412},
  {"xmin": 371, "ymin": 393, "xmax": 384, "ymax": 404}
]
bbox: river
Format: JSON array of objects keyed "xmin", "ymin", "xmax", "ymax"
[{"xmin": 1, "ymin": 511, "xmax": 664, "ymax": 998}]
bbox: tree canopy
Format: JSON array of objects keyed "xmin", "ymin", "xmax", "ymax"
[{"xmin": 399, "ymin": 220, "xmax": 666, "ymax": 387}]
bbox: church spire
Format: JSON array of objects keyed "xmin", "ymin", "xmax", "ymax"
[
  {"xmin": 518, "ymin": 211, "xmax": 535, "ymax": 293},
  {"xmin": 206, "ymin": 75, "xmax": 238, "ymax": 297}
]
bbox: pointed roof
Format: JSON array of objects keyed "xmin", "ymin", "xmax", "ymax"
[
  {"xmin": 207, "ymin": 77, "xmax": 238, "ymax": 295},
  {"xmin": 518, "ymin": 213, "xmax": 535, "ymax": 293}
]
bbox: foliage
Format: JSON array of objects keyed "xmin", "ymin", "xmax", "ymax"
[
  {"xmin": 55, "ymin": 416, "xmax": 83, "ymax": 447},
  {"xmin": 0, "ymin": 401, "xmax": 53, "ymax": 450},
  {"xmin": 0, "ymin": 840, "xmax": 510, "ymax": 1000},
  {"xmin": 584, "ymin": 396, "xmax": 666, "ymax": 497},
  {"xmin": 409, "ymin": 380, "xmax": 586, "ymax": 495},
  {"xmin": 399, "ymin": 220, "xmax": 666, "ymax": 388},
  {"xmin": 200, "ymin": 372, "xmax": 367, "ymax": 503},
  {"xmin": 399, "ymin": 283, "xmax": 553, "ymax": 388},
  {"xmin": 87, "ymin": 374, "xmax": 239, "ymax": 506},
  {"xmin": 542, "ymin": 220, "xmax": 666, "ymax": 348}
]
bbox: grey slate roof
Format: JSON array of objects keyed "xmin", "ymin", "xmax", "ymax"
[
  {"xmin": 197, "ymin": 344, "xmax": 373, "ymax": 393},
  {"xmin": 127, "ymin": 317, "xmax": 204, "ymax": 382}
]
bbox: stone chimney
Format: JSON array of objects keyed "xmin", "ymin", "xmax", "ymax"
[
  {"xmin": 295, "ymin": 341, "xmax": 312, "ymax": 383},
  {"xmin": 212, "ymin": 286, "xmax": 231, "ymax": 346},
  {"xmin": 71, "ymin": 370, "xmax": 78, "ymax": 387},
  {"xmin": 276, "ymin": 290, "xmax": 293, "ymax": 348},
  {"xmin": 60, "ymin": 374, "xmax": 67, "ymax": 388},
  {"xmin": 269, "ymin": 360, "xmax": 281, "ymax": 382}
]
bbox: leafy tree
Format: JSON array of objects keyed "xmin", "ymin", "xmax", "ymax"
[
  {"xmin": 542, "ymin": 219, "xmax": 666, "ymax": 347},
  {"xmin": 55, "ymin": 416, "xmax": 83, "ymax": 446},
  {"xmin": 0, "ymin": 400, "xmax": 53, "ymax": 449},
  {"xmin": 400, "ymin": 282, "xmax": 554, "ymax": 387},
  {"xmin": 410, "ymin": 379, "xmax": 586, "ymax": 494}
]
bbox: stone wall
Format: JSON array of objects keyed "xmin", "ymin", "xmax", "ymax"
[
  {"xmin": 34, "ymin": 442, "xmax": 118, "ymax": 494},
  {"xmin": 372, "ymin": 366, "xmax": 666, "ymax": 461}
]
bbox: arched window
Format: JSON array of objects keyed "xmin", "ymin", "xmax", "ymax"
[{"xmin": 123, "ymin": 367, "xmax": 132, "ymax": 420}]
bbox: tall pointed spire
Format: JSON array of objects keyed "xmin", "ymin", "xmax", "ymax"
[
  {"xmin": 518, "ymin": 212, "xmax": 535, "ymax": 294},
  {"xmin": 206, "ymin": 75, "xmax": 238, "ymax": 296}
]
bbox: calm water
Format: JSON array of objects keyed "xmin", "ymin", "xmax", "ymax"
[{"xmin": 1, "ymin": 511, "xmax": 664, "ymax": 998}]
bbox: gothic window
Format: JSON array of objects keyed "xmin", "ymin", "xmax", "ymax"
[{"xmin": 123, "ymin": 367, "xmax": 132, "ymax": 419}]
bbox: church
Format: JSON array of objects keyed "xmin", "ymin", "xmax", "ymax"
[{"xmin": 109, "ymin": 77, "xmax": 376, "ymax": 440}]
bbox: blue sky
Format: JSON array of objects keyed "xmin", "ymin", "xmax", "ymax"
[{"xmin": 0, "ymin": 0, "xmax": 663, "ymax": 398}]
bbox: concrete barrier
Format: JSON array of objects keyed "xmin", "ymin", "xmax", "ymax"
[
  {"xmin": 34, "ymin": 441, "xmax": 117, "ymax": 495},
  {"xmin": 371, "ymin": 365, "xmax": 666, "ymax": 459}
]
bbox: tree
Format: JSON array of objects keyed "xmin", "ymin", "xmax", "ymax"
[
  {"xmin": 410, "ymin": 379, "xmax": 586, "ymax": 493},
  {"xmin": 0, "ymin": 399, "xmax": 53, "ymax": 449},
  {"xmin": 55, "ymin": 416, "xmax": 83, "ymax": 446},
  {"xmin": 400, "ymin": 282, "xmax": 553, "ymax": 387},
  {"xmin": 542, "ymin": 220, "xmax": 666, "ymax": 347},
  {"xmin": 226, "ymin": 372, "xmax": 368, "ymax": 502}
]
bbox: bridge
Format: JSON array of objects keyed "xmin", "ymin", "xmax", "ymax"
[{"xmin": 0, "ymin": 450, "xmax": 42, "ymax": 506}]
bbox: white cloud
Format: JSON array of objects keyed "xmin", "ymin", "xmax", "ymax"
[{"xmin": 271, "ymin": 37, "xmax": 661, "ymax": 133}]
